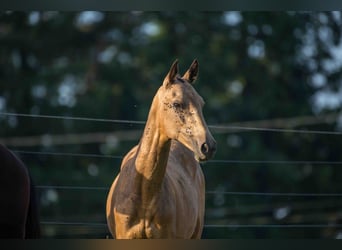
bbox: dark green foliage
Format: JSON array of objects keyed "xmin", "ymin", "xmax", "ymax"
[{"xmin": 1, "ymin": 11, "xmax": 342, "ymax": 238}]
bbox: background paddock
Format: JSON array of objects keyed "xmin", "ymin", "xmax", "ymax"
[{"xmin": 1, "ymin": 12, "xmax": 342, "ymax": 238}]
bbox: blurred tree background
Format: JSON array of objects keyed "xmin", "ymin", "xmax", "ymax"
[{"xmin": 1, "ymin": 11, "xmax": 342, "ymax": 238}]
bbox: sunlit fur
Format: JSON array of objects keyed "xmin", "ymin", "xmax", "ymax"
[{"xmin": 106, "ymin": 60, "xmax": 216, "ymax": 239}]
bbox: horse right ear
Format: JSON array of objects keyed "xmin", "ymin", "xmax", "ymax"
[
  {"xmin": 163, "ymin": 59, "xmax": 179, "ymax": 88},
  {"xmin": 183, "ymin": 59, "xmax": 199, "ymax": 84}
]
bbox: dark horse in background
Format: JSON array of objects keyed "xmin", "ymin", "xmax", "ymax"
[{"xmin": 0, "ymin": 144, "xmax": 40, "ymax": 238}]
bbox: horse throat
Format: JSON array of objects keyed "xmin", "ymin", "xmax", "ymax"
[{"xmin": 134, "ymin": 94, "xmax": 171, "ymax": 202}]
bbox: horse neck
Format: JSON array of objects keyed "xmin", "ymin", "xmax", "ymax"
[{"xmin": 134, "ymin": 90, "xmax": 171, "ymax": 200}]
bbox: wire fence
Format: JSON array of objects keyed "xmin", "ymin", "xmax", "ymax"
[
  {"xmin": 2, "ymin": 111, "xmax": 342, "ymax": 234},
  {"xmin": 0, "ymin": 112, "xmax": 146, "ymax": 125},
  {"xmin": 13, "ymin": 149, "xmax": 342, "ymax": 165},
  {"xmin": 39, "ymin": 221, "xmax": 342, "ymax": 229},
  {"xmin": 1, "ymin": 111, "xmax": 342, "ymax": 135},
  {"xmin": 15, "ymin": 148, "xmax": 342, "ymax": 196},
  {"xmin": 35, "ymin": 184, "xmax": 342, "ymax": 197}
]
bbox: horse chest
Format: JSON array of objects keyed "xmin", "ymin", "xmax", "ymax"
[{"xmin": 115, "ymin": 178, "xmax": 199, "ymax": 238}]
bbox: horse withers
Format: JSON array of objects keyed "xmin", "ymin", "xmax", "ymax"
[
  {"xmin": 106, "ymin": 59, "xmax": 216, "ymax": 239},
  {"xmin": 0, "ymin": 144, "xmax": 40, "ymax": 238}
]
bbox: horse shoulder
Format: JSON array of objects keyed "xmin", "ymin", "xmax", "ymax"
[
  {"xmin": 109, "ymin": 145, "xmax": 140, "ymax": 209},
  {"xmin": 120, "ymin": 145, "xmax": 139, "ymax": 170}
]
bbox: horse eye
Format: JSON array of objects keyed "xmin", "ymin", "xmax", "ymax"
[{"xmin": 173, "ymin": 102, "xmax": 181, "ymax": 109}]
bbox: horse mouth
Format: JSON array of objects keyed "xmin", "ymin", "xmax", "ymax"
[
  {"xmin": 198, "ymin": 158, "xmax": 207, "ymax": 163},
  {"xmin": 194, "ymin": 153, "xmax": 208, "ymax": 162}
]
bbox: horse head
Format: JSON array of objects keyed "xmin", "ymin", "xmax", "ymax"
[{"xmin": 157, "ymin": 59, "xmax": 216, "ymax": 162}]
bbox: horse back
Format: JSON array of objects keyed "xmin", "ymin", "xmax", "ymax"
[{"xmin": 0, "ymin": 144, "xmax": 40, "ymax": 238}]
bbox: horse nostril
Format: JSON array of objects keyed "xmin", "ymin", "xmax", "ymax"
[{"xmin": 201, "ymin": 143, "xmax": 209, "ymax": 155}]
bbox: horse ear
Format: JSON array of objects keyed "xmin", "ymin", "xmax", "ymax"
[
  {"xmin": 163, "ymin": 59, "xmax": 179, "ymax": 88},
  {"xmin": 183, "ymin": 59, "xmax": 199, "ymax": 84}
]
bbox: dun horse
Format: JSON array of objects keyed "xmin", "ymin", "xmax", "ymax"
[
  {"xmin": 0, "ymin": 144, "xmax": 40, "ymax": 238},
  {"xmin": 106, "ymin": 59, "xmax": 216, "ymax": 239}
]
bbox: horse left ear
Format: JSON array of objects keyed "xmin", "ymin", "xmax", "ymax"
[
  {"xmin": 163, "ymin": 59, "xmax": 179, "ymax": 88},
  {"xmin": 183, "ymin": 59, "xmax": 199, "ymax": 84}
]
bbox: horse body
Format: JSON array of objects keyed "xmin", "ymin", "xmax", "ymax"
[
  {"xmin": 106, "ymin": 59, "xmax": 216, "ymax": 239},
  {"xmin": 0, "ymin": 144, "xmax": 40, "ymax": 238},
  {"xmin": 107, "ymin": 141, "xmax": 205, "ymax": 238}
]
